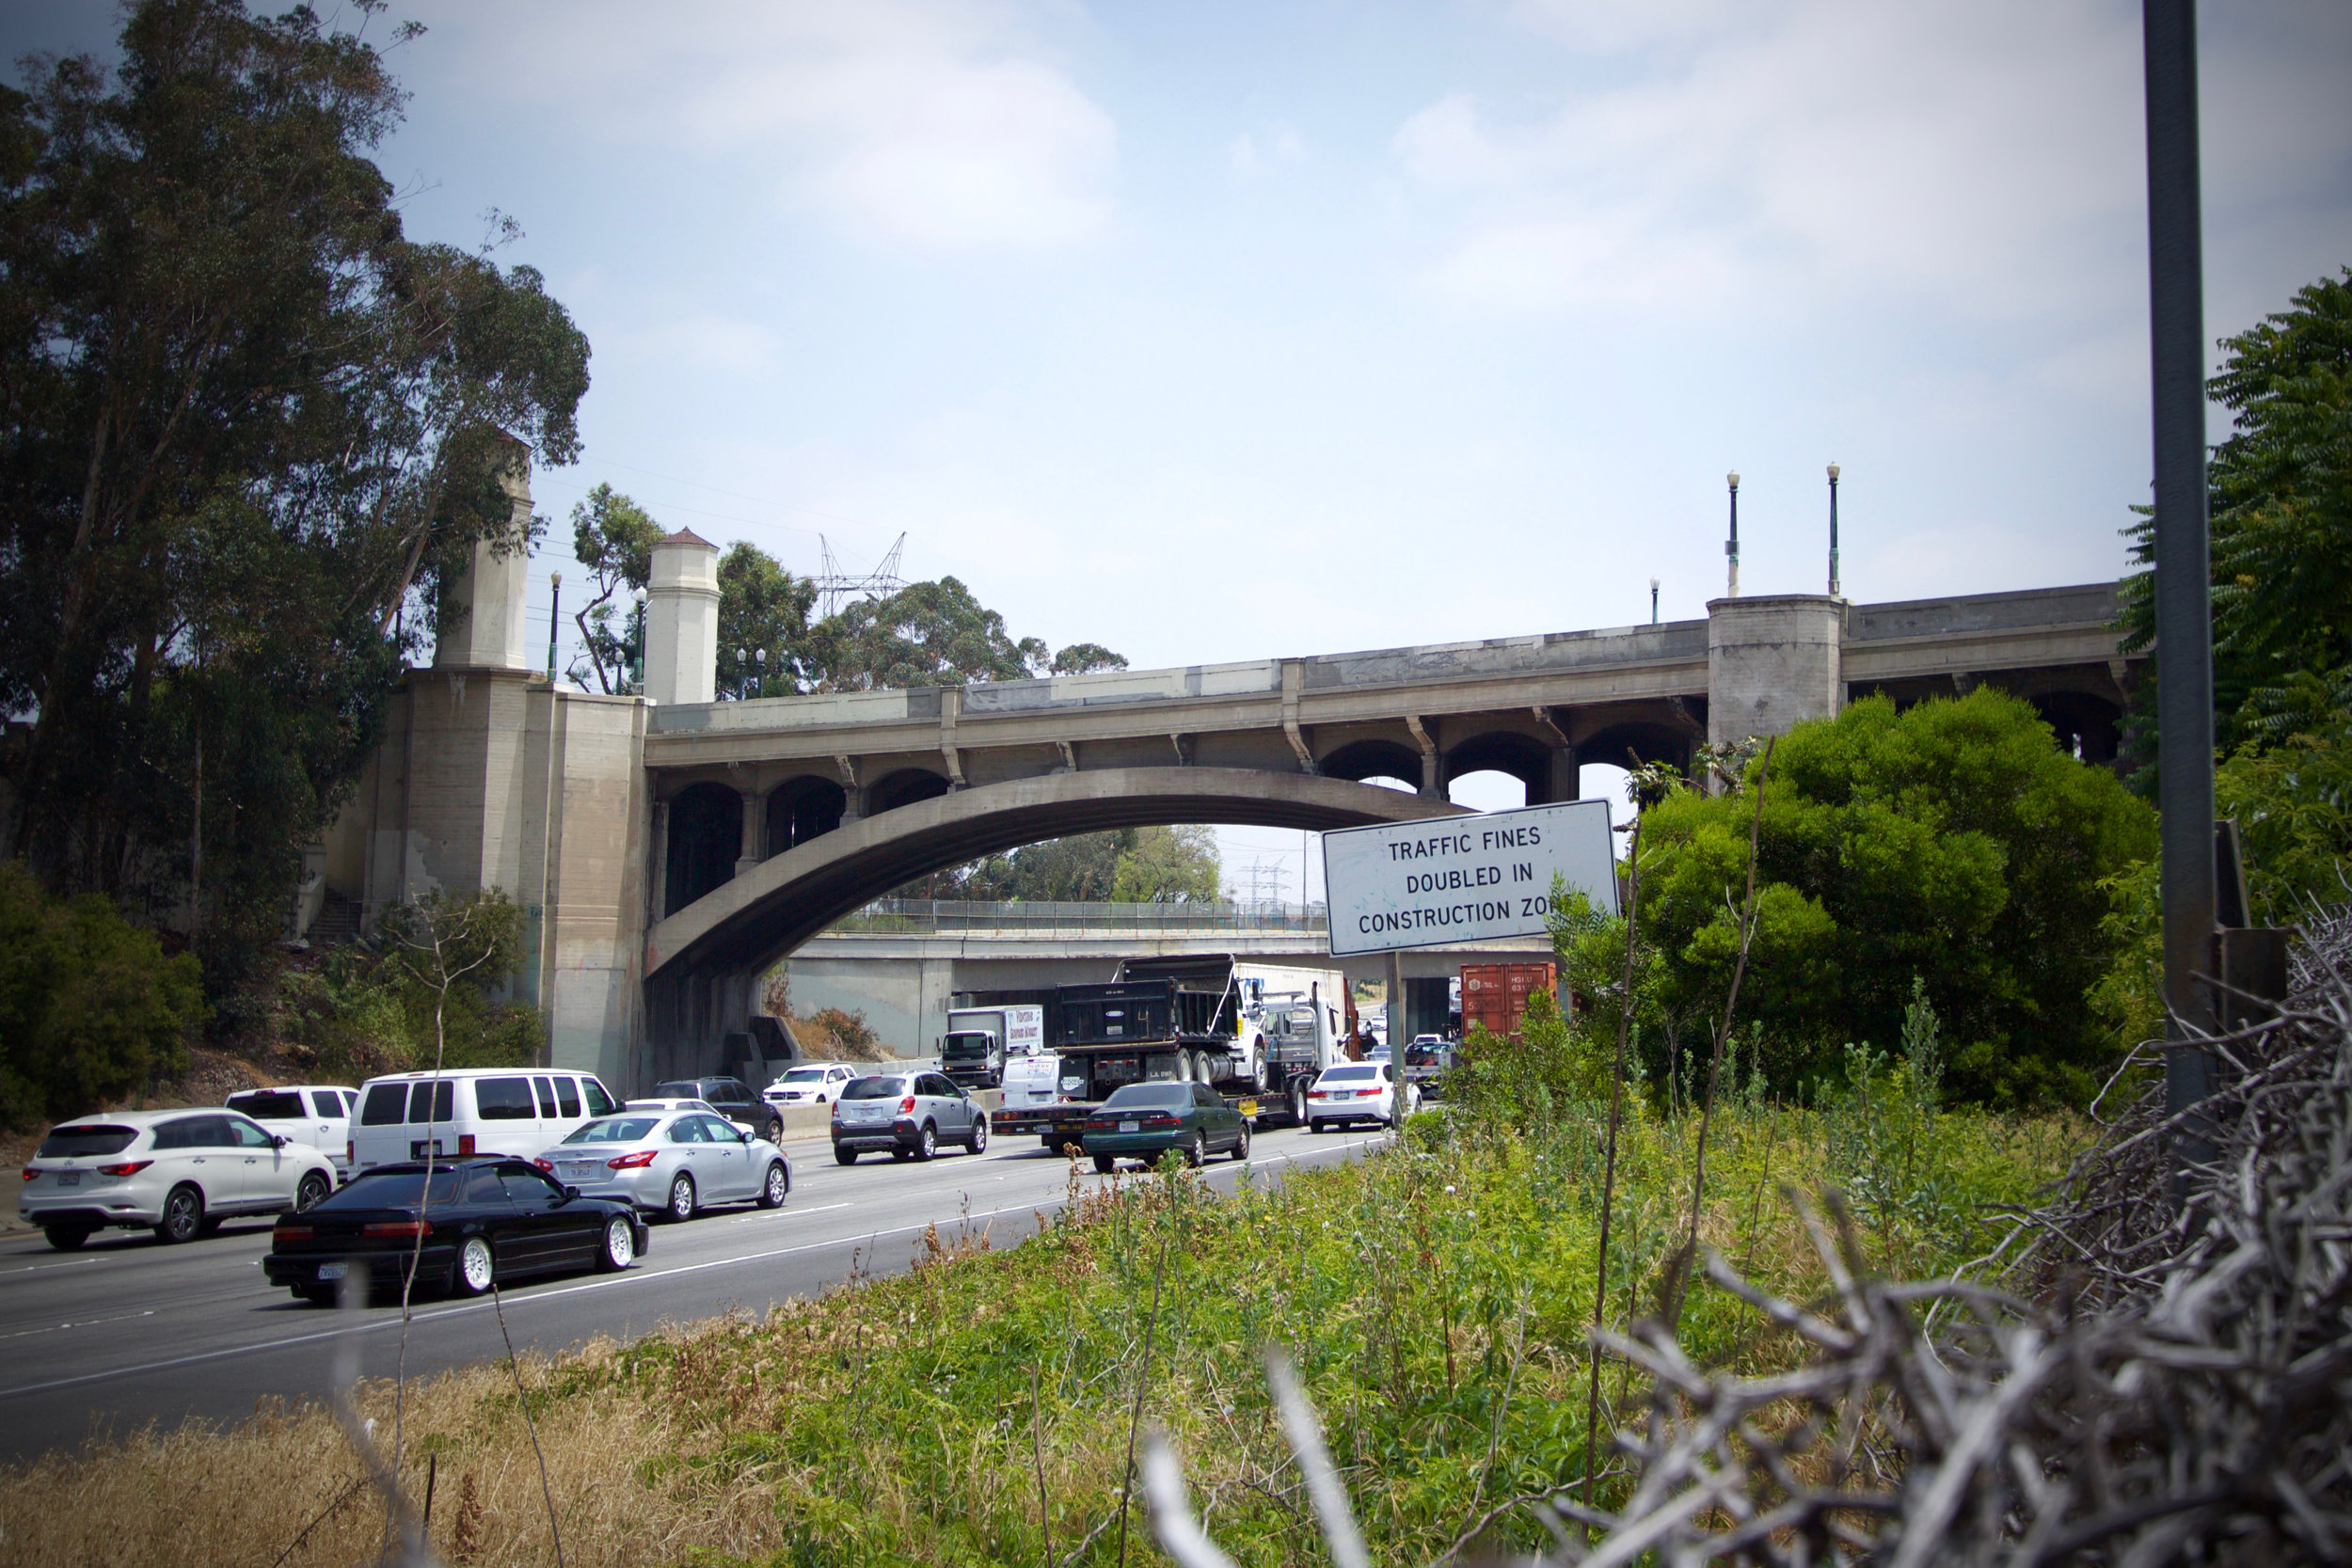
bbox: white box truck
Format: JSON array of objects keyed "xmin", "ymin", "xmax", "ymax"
[{"xmin": 939, "ymin": 1004, "xmax": 1045, "ymax": 1089}]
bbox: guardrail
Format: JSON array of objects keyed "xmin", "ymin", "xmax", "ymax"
[{"xmin": 827, "ymin": 897, "xmax": 1330, "ymax": 937}]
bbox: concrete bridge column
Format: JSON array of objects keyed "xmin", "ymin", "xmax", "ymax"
[
  {"xmin": 644, "ymin": 531, "xmax": 720, "ymax": 706},
  {"xmin": 736, "ymin": 784, "xmax": 765, "ymax": 879},
  {"xmin": 1707, "ymin": 594, "xmax": 1845, "ymax": 749}
]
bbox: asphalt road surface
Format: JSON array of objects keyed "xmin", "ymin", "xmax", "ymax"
[{"xmin": 0, "ymin": 1122, "xmax": 1387, "ymax": 1465}]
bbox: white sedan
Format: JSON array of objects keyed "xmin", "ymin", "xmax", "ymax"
[
  {"xmin": 20, "ymin": 1109, "xmax": 339, "ymax": 1249},
  {"xmin": 536, "ymin": 1109, "xmax": 791, "ymax": 1222},
  {"xmin": 1303, "ymin": 1062, "xmax": 1417, "ymax": 1132}
]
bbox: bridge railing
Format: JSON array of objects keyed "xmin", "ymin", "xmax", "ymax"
[{"xmin": 828, "ymin": 897, "xmax": 1331, "ymax": 937}]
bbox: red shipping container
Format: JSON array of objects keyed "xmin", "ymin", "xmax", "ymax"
[{"xmin": 1460, "ymin": 961, "xmax": 1558, "ymax": 1039}]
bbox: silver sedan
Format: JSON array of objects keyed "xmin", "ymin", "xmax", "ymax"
[{"xmin": 534, "ymin": 1111, "xmax": 790, "ymax": 1222}]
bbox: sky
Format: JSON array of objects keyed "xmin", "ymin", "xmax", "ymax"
[{"xmin": 7, "ymin": 0, "xmax": 2348, "ymax": 898}]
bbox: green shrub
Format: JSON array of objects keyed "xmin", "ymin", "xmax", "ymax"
[
  {"xmin": 0, "ymin": 863, "xmax": 206, "ymax": 1129},
  {"xmin": 1638, "ymin": 689, "xmax": 2158, "ymax": 1107}
]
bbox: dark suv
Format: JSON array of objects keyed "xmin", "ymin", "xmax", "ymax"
[{"xmin": 653, "ymin": 1077, "xmax": 782, "ymax": 1144}]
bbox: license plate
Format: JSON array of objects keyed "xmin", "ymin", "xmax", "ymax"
[
  {"xmin": 563, "ymin": 1164, "xmax": 598, "ymax": 1180},
  {"xmin": 56, "ymin": 1171, "xmax": 79, "ymax": 1187},
  {"xmin": 1119, "ymin": 1120, "xmax": 1138, "ymax": 1132},
  {"xmin": 409, "ymin": 1140, "xmax": 444, "ymax": 1159},
  {"xmin": 317, "ymin": 1262, "xmax": 347, "ymax": 1280}
]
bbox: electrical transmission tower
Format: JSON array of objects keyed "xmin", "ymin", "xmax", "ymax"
[{"xmin": 814, "ymin": 532, "xmax": 909, "ymax": 620}]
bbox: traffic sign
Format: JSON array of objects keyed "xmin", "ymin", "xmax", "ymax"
[{"xmin": 1320, "ymin": 800, "xmax": 1617, "ymax": 957}]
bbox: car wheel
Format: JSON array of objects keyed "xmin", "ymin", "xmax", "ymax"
[
  {"xmin": 296, "ymin": 1283, "xmax": 339, "ymax": 1307},
  {"xmin": 968, "ymin": 1117, "xmax": 989, "ymax": 1155},
  {"xmin": 596, "ymin": 1215, "xmax": 636, "ymax": 1272},
  {"xmin": 155, "ymin": 1184, "xmax": 204, "ymax": 1244},
  {"xmin": 1232, "ymin": 1123, "xmax": 1251, "ymax": 1162},
  {"xmin": 1308, "ymin": 1117, "xmax": 1326, "ymax": 1135},
  {"xmin": 295, "ymin": 1170, "xmax": 332, "ymax": 1211},
  {"xmin": 892, "ymin": 1147, "xmax": 912, "ymax": 1162},
  {"xmin": 1185, "ymin": 1132, "xmax": 1206, "ymax": 1168},
  {"xmin": 915, "ymin": 1123, "xmax": 937, "ymax": 1162},
  {"xmin": 43, "ymin": 1226, "xmax": 90, "ymax": 1252},
  {"xmin": 1092, "ymin": 1153, "xmax": 1116, "ymax": 1175},
  {"xmin": 452, "ymin": 1235, "xmax": 494, "ymax": 1297},
  {"xmin": 763, "ymin": 1113, "xmax": 783, "ymax": 1144},
  {"xmin": 665, "ymin": 1172, "xmax": 697, "ymax": 1222},
  {"xmin": 1292, "ymin": 1085, "xmax": 1308, "ymax": 1124},
  {"xmin": 757, "ymin": 1161, "xmax": 789, "ymax": 1209},
  {"xmin": 834, "ymin": 1145, "xmax": 858, "ymax": 1166}
]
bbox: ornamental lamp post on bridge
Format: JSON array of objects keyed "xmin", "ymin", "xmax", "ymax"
[
  {"xmin": 1827, "ymin": 464, "xmax": 1841, "ymax": 597},
  {"xmin": 1724, "ymin": 472, "xmax": 1741, "ymax": 598},
  {"xmin": 630, "ymin": 586, "xmax": 648, "ymax": 694},
  {"xmin": 1650, "ymin": 577, "xmax": 1661, "ymax": 626},
  {"xmin": 547, "ymin": 571, "xmax": 562, "ymax": 681}
]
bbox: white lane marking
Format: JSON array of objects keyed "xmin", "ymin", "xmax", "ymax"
[
  {"xmin": 0, "ymin": 1131, "xmax": 1384, "ymax": 1399},
  {"xmin": 7, "ymin": 1308, "xmax": 156, "ymax": 1340},
  {"xmin": 2, "ymin": 1258, "xmax": 101, "ymax": 1275},
  {"xmin": 730, "ymin": 1201, "xmax": 850, "ymax": 1226}
]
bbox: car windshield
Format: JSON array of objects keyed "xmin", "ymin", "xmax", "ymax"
[
  {"xmin": 38, "ymin": 1125, "xmax": 137, "ymax": 1158},
  {"xmin": 1103, "ymin": 1085, "xmax": 1190, "ymax": 1109},
  {"xmin": 315, "ymin": 1168, "xmax": 466, "ymax": 1210},
  {"xmin": 781, "ymin": 1068, "xmax": 827, "ymax": 1084},
  {"xmin": 840, "ymin": 1077, "xmax": 908, "ymax": 1100},
  {"xmin": 562, "ymin": 1117, "xmax": 660, "ymax": 1144},
  {"xmin": 1321, "ymin": 1066, "xmax": 1377, "ymax": 1083}
]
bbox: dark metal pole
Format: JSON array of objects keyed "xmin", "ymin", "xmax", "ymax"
[
  {"xmin": 547, "ymin": 572, "xmax": 562, "ymax": 681},
  {"xmin": 1650, "ymin": 577, "xmax": 1660, "ymax": 626},
  {"xmin": 1725, "ymin": 472, "xmax": 1740, "ymax": 597},
  {"xmin": 2144, "ymin": 0, "xmax": 2218, "ymax": 1122},
  {"xmin": 1827, "ymin": 464, "xmax": 1841, "ymax": 595}
]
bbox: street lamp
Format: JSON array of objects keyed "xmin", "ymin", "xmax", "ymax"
[
  {"xmin": 630, "ymin": 586, "xmax": 647, "ymax": 692},
  {"xmin": 1649, "ymin": 577, "xmax": 1661, "ymax": 626},
  {"xmin": 1725, "ymin": 472, "xmax": 1741, "ymax": 598},
  {"xmin": 547, "ymin": 571, "xmax": 562, "ymax": 680},
  {"xmin": 1826, "ymin": 463, "xmax": 1841, "ymax": 596},
  {"xmin": 755, "ymin": 646, "xmax": 768, "ymax": 699}
]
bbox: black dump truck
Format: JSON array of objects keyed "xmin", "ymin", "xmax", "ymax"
[{"xmin": 995, "ymin": 955, "xmax": 1349, "ymax": 1151}]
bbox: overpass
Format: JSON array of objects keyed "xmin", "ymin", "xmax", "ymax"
[
  {"xmin": 313, "ymin": 480, "xmax": 2138, "ymax": 1090},
  {"xmin": 784, "ymin": 898, "xmax": 1552, "ymax": 1058}
]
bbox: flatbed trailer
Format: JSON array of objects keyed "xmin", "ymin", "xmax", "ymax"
[{"xmin": 995, "ymin": 956, "xmax": 1347, "ymax": 1148}]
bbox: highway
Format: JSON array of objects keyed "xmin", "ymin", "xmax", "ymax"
[{"xmin": 0, "ymin": 1122, "xmax": 1386, "ymax": 1465}]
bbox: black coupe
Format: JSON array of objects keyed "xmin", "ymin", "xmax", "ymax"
[{"xmin": 263, "ymin": 1157, "xmax": 648, "ymax": 1305}]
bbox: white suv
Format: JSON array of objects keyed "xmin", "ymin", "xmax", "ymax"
[
  {"xmin": 226, "ymin": 1085, "xmax": 357, "ymax": 1179},
  {"xmin": 765, "ymin": 1063, "xmax": 857, "ymax": 1106},
  {"xmin": 348, "ymin": 1068, "xmax": 622, "ymax": 1175},
  {"xmin": 20, "ymin": 1109, "xmax": 340, "ymax": 1250}
]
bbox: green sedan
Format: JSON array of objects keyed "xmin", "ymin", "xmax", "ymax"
[{"xmin": 1081, "ymin": 1083, "xmax": 1250, "ymax": 1172}]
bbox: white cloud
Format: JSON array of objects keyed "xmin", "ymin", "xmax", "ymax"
[
  {"xmin": 1395, "ymin": 1, "xmax": 2151, "ymax": 322},
  {"xmin": 1229, "ymin": 122, "xmax": 1307, "ymax": 177},
  {"xmin": 438, "ymin": 0, "xmax": 1114, "ymax": 252}
]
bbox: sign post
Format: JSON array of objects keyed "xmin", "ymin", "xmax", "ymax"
[{"xmin": 1321, "ymin": 800, "xmax": 1617, "ymax": 1122}]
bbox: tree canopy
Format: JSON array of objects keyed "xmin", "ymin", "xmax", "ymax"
[
  {"xmin": 568, "ymin": 483, "xmax": 659, "ymax": 693},
  {"xmin": 715, "ymin": 541, "xmax": 818, "ymax": 699},
  {"xmin": 2122, "ymin": 265, "xmax": 2352, "ymax": 769},
  {"xmin": 1629, "ymin": 690, "xmax": 2156, "ymax": 1108},
  {"xmin": 0, "ymin": 0, "xmax": 589, "ymax": 1022},
  {"xmin": 795, "ymin": 575, "xmax": 1126, "ymax": 692},
  {"xmin": 902, "ymin": 825, "xmax": 1222, "ymax": 904}
]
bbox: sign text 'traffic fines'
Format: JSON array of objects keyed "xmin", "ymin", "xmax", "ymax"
[{"xmin": 1319, "ymin": 800, "xmax": 1618, "ymax": 958}]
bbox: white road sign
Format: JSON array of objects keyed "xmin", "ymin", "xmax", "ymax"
[{"xmin": 1319, "ymin": 800, "xmax": 1619, "ymax": 957}]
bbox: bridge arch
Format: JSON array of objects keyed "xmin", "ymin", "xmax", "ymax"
[
  {"xmin": 663, "ymin": 783, "xmax": 741, "ymax": 913},
  {"xmin": 642, "ymin": 767, "xmax": 1469, "ymax": 1082},
  {"xmin": 765, "ymin": 773, "xmax": 847, "ymax": 857},
  {"xmin": 1318, "ymin": 737, "xmax": 1423, "ymax": 788},
  {"xmin": 1445, "ymin": 728, "xmax": 1558, "ymax": 803},
  {"xmin": 869, "ymin": 767, "xmax": 951, "ymax": 815}
]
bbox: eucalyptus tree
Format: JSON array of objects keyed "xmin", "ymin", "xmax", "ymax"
[{"xmin": 0, "ymin": 0, "xmax": 588, "ymax": 1022}]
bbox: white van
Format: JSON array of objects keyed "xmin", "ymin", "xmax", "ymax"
[
  {"xmin": 1001, "ymin": 1052, "xmax": 1063, "ymax": 1112},
  {"xmin": 348, "ymin": 1068, "xmax": 622, "ymax": 1176}
]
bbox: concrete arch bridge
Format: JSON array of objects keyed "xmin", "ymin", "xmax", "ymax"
[{"xmin": 315, "ymin": 501, "xmax": 2140, "ymax": 1090}]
